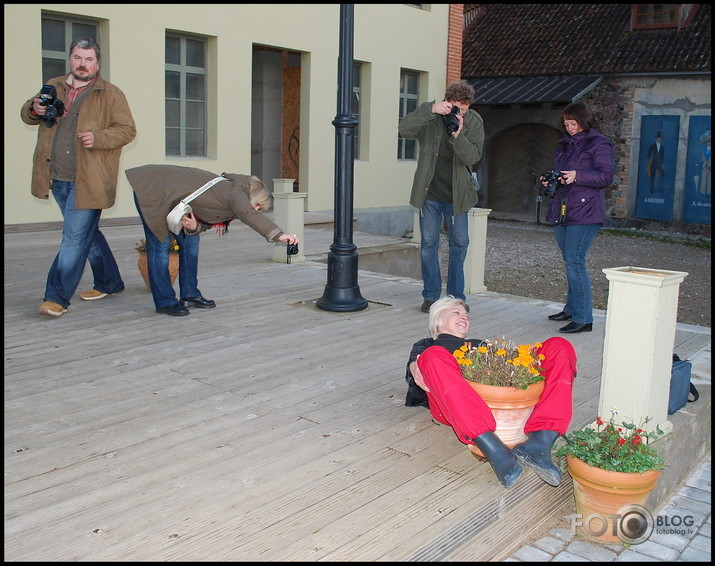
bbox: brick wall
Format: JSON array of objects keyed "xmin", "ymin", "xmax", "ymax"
[
  {"xmin": 447, "ymin": 4, "xmax": 464, "ymax": 86},
  {"xmin": 589, "ymin": 79, "xmax": 636, "ymax": 220}
]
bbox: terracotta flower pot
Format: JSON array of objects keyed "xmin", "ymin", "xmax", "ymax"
[
  {"xmin": 566, "ymin": 455, "xmax": 661, "ymax": 543},
  {"xmin": 467, "ymin": 380, "xmax": 545, "ymax": 457},
  {"xmin": 137, "ymin": 252, "xmax": 179, "ymax": 292}
]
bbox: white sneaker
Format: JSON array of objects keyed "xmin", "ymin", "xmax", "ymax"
[{"xmin": 80, "ymin": 289, "xmax": 109, "ymax": 301}]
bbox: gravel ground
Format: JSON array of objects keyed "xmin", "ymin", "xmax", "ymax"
[{"xmin": 442, "ymin": 220, "xmax": 711, "ymax": 328}]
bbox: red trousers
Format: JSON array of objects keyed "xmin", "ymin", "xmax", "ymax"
[{"xmin": 417, "ymin": 336, "xmax": 577, "ymax": 445}]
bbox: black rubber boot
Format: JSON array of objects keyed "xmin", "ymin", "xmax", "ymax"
[
  {"xmin": 512, "ymin": 430, "xmax": 562, "ymax": 487},
  {"xmin": 473, "ymin": 431, "xmax": 523, "ymax": 488}
]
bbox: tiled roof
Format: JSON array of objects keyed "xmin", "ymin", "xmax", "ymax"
[{"xmin": 462, "ymin": 4, "xmax": 711, "ymax": 79}]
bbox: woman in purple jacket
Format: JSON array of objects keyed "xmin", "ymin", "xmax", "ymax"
[{"xmin": 544, "ymin": 101, "xmax": 615, "ymax": 333}]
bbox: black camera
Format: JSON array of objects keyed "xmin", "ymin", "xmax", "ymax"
[
  {"xmin": 286, "ymin": 242, "xmax": 299, "ymax": 263},
  {"xmin": 541, "ymin": 169, "xmax": 566, "ymax": 199},
  {"xmin": 38, "ymin": 85, "xmax": 65, "ymax": 128},
  {"xmin": 444, "ymin": 106, "xmax": 460, "ymax": 134}
]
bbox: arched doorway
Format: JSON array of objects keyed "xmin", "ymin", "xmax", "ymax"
[{"xmin": 486, "ymin": 123, "xmax": 561, "ymax": 223}]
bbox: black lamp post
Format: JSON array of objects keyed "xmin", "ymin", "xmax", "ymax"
[{"xmin": 316, "ymin": 3, "xmax": 368, "ymax": 312}]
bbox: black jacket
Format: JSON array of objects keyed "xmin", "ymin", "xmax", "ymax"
[{"xmin": 404, "ymin": 334, "xmax": 486, "ymax": 408}]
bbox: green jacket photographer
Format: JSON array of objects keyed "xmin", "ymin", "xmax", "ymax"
[{"xmin": 399, "ymin": 100, "xmax": 485, "ymax": 215}]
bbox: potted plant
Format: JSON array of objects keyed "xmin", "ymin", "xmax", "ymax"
[
  {"xmin": 553, "ymin": 409, "xmax": 665, "ymax": 543},
  {"xmin": 135, "ymin": 238, "xmax": 181, "ymax": 291},
  {"xmin": 452, "ymin": 339, "xmax": 546, "ymax": 457}
]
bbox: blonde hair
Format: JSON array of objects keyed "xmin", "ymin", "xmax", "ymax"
[
  {"xmin": 427, "ymin": 295, "xmax": 470, "ymax": 339},
  {"xmin": 247, "ymin": 175, "xmax": 272, "ymax": 210}
]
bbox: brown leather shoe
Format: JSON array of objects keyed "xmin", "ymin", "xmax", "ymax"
[{"xmin": 39, "ymin": 301, "xmax": 67, "ymax": 317}]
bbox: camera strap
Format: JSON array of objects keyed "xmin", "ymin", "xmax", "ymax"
[
  {"xmin": 559, "ymin": 194, "xmax": 568, "ymax": 224},
  {"xmin": 181, "ymin": 176, "xmax": 228, "ymax": 206},
  {"xmin": 166, "ymin": 176, "xmax": 227, "ymax": 235},
  {"xmin": 558, "ymin": 183, "xmax": 573, "ymax": 224}
]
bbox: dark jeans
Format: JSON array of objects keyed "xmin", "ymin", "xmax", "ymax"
[
  {"xmin": 134, "ymin": 193, "xmax": 202, "ymax": 309},
  {"xmin": 45, "ymin": 180, "xmax": 124, "ymax": 307},
  {"xmin": 419, "ymin": 199, "xmax": 469, "ymax": 301},
  {"xmin": 553, "ymin": 223, "xmax": 601, "ymax": 324}
]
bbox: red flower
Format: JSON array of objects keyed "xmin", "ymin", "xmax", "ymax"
[
  {"xmin": 617, "ymin": 438, "xmax": 626, "ymax": 446},
  {"xmin": 632, "ymin": 436, "xmax": 642, "ymax": 445},
  {"xmin": 596, "ymin": 417, "xmax": 604, "ymax": 426}
]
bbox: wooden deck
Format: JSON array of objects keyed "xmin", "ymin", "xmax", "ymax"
[{"xmin": 4, "ymin": 220, "xmax": 711, "ymax": 561}]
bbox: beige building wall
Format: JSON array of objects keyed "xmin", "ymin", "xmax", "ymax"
[{"xmin": 4, "ymin": 4, "xmax": 450, "ymax": 230}]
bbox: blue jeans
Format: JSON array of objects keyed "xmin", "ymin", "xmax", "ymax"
[
  {"xmin": 419, "ymin": 199, "xmax": 469, "ymax": 301},
  {"xmin": 45, "ymin": 180, "xmax": 124, "ymax": 308},
  {"xmin": 134, "ymin": 193, "xmax": 202, "ymax": 309},
  {"xmin": 553, "ymin": 223, "xmax": 601, "ymax": 324}
]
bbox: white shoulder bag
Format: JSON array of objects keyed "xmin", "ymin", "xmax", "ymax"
[{"xmin": 166, "ymin": 176, "xmax": 227, "ymax": 234}]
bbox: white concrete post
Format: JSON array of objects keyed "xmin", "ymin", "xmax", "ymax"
[
  {"xmin": 464, "ymin": 207, "xmax": 491, "ymax": 294},
  {"xmin": 271, "ymin": 179, "xmax": 307, "ymax": 263},
  {"xmin": 273, "ymin": 178, "xmax": 295, "ymax": 194},
  {"xmin": 597, "ymin": 266, "xmax": 688, "ymax": 435},
  {"xmin": 411, "ymin": 210, "xmax": 421, "ymax": 244}
]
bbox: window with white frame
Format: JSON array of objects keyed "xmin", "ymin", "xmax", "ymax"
[
  {"xmin": 398, "ymin": 70, "xmax": 419, "ymax": 160},
  {"xmin": 41, "ymin": 15, "xmax": 98, "ymax": 83},
  {"xmin": 165, "ymin": 34, "xmax": 207, "ymax": 157}
]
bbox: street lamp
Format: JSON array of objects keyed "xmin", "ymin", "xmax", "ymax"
[{"xmin": 316, "ymin": 4, "xmax": 368, "ymax": 312}]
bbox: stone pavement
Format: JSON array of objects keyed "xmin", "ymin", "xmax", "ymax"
[{"xmin": 505, "ymin": 452, "xmax": 711, "ymax": 562}]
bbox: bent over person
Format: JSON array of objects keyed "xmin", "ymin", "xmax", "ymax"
[
  {"xmin": 405, "ymin": 296, "xmax": 577, "ymax": 488},
  {"xmin": 21, "ymin": 37, "xmax": 136, "ymax": 317},
  {"xmin": 126, "ymin": 165, "xmax": 299, "ymax": 317}
]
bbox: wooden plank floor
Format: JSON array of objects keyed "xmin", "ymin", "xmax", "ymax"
[{"xmin": 4, "ymin": 221, "xmax": 710, "ymax": 561}]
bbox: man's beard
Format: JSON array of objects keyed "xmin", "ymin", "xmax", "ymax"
[{"xmin": 72, "ymin": 68, "xmax": 97, "ymax": 82}]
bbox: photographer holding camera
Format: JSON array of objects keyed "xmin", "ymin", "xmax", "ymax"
[
  {"xmin": 399, "ymin": 80, "xmax": 484, "ymax": 313},
  {"xmin": 126, "ymin": 165, "xmax": 299, "ymax": 316},
  {"xmin": 542, "ymin": 101, "xmax": 615, "ymax": 334},
  {"xmin": 21, "ymin": 37, "xmax": 136, "ymax": 318}
]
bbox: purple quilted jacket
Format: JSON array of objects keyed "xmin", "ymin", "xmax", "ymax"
[{"xmin": 545, "ymin": 129, "xmax": 615, "ymax": 225}]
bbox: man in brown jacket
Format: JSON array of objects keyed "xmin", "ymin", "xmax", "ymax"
[
  {"xmin": 126, "ymin": 165, "xmax": 299, "ymax": 316},
  {"xmin": 21, "ymin": 37, "xmax": 136, "ymax": 317}
]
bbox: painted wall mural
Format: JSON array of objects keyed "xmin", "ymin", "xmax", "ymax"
[
  {"xmin": 635, "ymin": 115, "xmax": 680, "ymax": 221},
  {"xmin": 682, "ymin": 116, "xmax": 711, "ymax": 225}
]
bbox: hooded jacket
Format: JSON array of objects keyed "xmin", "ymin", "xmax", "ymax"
[
  {"xmin": 126, "ymin": 165, "xmax": 283, "ymax": 243},
  {"xmin": 399, "ymin": 101, "xmax": 485, "ymax": 215},
  {"xmin": 545, "ymin": 128, "xmax": 615, "ymax": 225},
  {"xmin": 21, "ymin": 74, "xmax": 136, "ymax": 209}
]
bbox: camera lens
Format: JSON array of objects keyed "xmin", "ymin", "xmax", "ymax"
[{"xmin": 445, "ymin": 107, "xmax": 460, "ymax": 134}]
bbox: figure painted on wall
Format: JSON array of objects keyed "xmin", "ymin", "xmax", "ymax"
[
  {"xmin": 682, "ymin": 116, "xmax": 710, "ymax": 225},
  {"xmin": 694, "ymin": 129, "xmax": 711, "ymax": 196},
  {"xmin": 646, "ymin": 131, "xmax": 666, "ymax": 193},
  {"xmin": 635, "ymin": 115, "xmax": 679, "ymax": 222}
]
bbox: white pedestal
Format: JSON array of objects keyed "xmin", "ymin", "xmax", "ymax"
[
  {"xmin": 598, "ymin": 266, "xmax": 688, "ymax": 435},
  {"xmin": 271, "ymin": 178, "xmax": 306, "ymax": 263},
  {"xmin": 273, "ymin": 178, "xmax": 295, "ymax": 194},
  {"xmin": 464, "ymin": 207, "xmax": 491, "ymax": 294}
]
